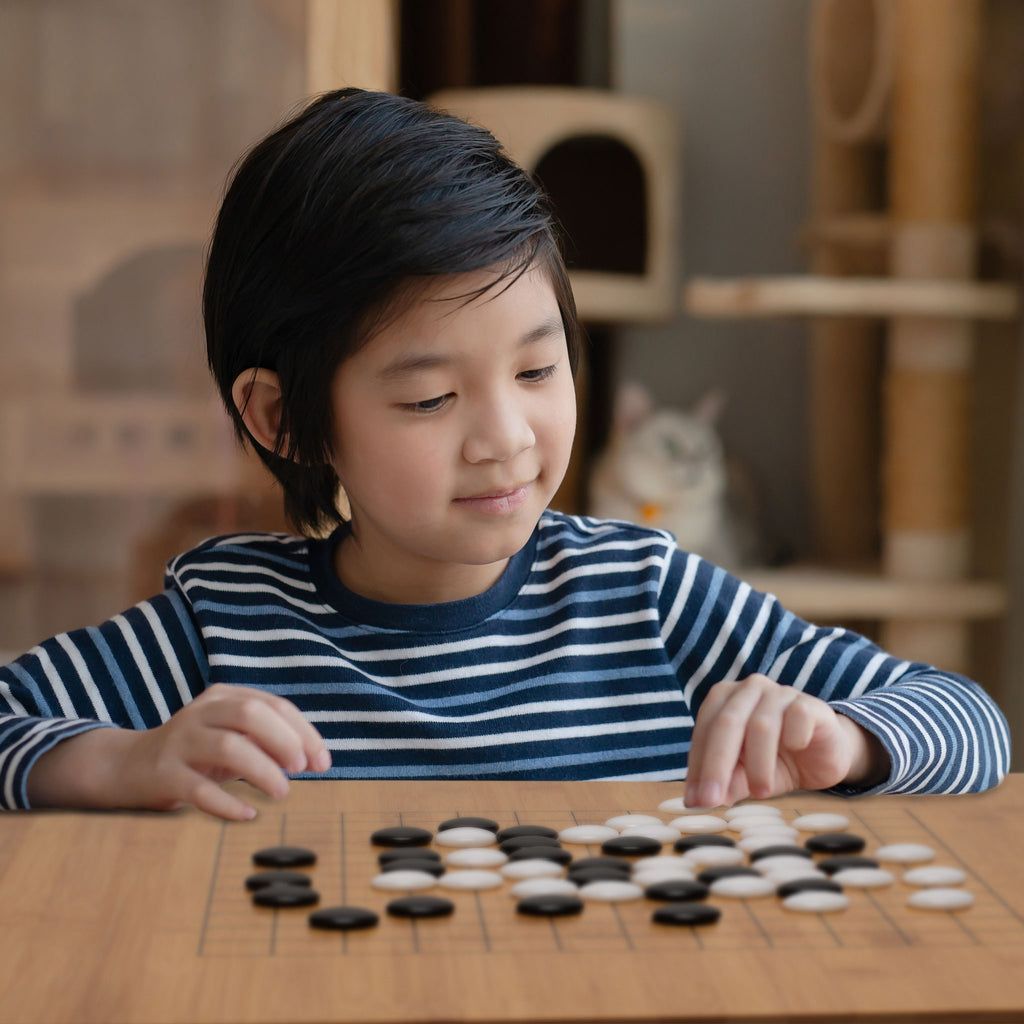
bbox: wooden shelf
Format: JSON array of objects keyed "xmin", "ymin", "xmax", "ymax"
[
  {"xmin": 741, "ymin": 565, "xmax": 1007, "ymax": 621},
  {"xmin": 684, "ymin": 275, "xmax": 1020, "ymax": 321}
]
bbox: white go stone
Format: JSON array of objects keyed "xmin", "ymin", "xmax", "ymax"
[
  {"xmin": 669, "ymin": 814, "xmax": 729, "ymax": 834},
  {"xmin": 445, "ymin": 847, "xmax": 508, "ymax": 868},
  {"xmin": 753, "ymin": 854, "xmax": 817, "ymax": 875},
  {"xmin": 762, "ymin": 866, "xmax": 827, "ymax": 886},
  {"xmin": 605, "ymin": 814, "xmax": 664, "ymax": 830},
  {"xmin": 832, "ymin": 867, "xmax": 895, "ymax": 888},
  {"xmin": 709, "ymin": 875, "xmax": 776, "ymax": 899},
  {"xmin": 509, "ymin": 877, "xmax": 579, "ymax": 899},
  {"xmin": 632, "ymin": 858, "xmax": 696, "ymax": 882},
  {"xmin": 874, "ymin": 843, "xmax": 936, "ymax": 864},
  {"xmin": 907, "ymin": 887, "xmax": 974, "ymax": 911},
  {"xmin": 903, "ymin": 865, "xmax": 967, "ymax": 888},
  {"xmin": 579, "ymin": 880, "xmax": 645, "ymax": 902},
  {"xmin": 621, "ymin": 824, "xmax": 682, "ymax": 843},
  {"xmin": 499, "ymin": 858, "xmax": 564, "ymax": 879},
  {"xmin": 438, "ymin": 870, "xmax": 504, "ymax": 891},
  {"xmin": 371, "ymin": 870, "xmax": 438, "ymax": 891},
  {"xmin": 659, "ymin": 797, "xmax": 716, "ymax": 814},
  {"xmin": 792, "ymin": 813, "xmax": 850, "ymax": 833},
  {"xmin": 783, "ymin": 891, "xmax": 850, "ymax": 914},
  {"xmin": 681, "ymin": 845, "xmax": 746, "ymax": 868},
  {"xmin": 728, "ymin": 815, "xmax": 787, "ymax": 833},
  {"xmin": 558, "ymin": 824, "xmax": 619, "ymax": 844},
  {"xmin": 738, "ymin": 832, "xmax": 799, "ymax": 853},
  {"xmin": 723, "ymin": 804, "xmax": 783, "ymax": 821},
  {"xmin": 433, "ymin": 826, "xmax": 498, "ymax": 848}
]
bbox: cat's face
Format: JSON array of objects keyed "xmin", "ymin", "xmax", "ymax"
[{"xmin": 618, "ymin": 410, "xmax": 726, "ymax": 503}]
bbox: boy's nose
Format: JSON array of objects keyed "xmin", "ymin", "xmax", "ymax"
[{"xmin": 462, "ymin": 397, "xmax": 535, "ymax": 463}]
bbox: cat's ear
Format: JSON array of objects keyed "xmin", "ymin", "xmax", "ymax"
[
  {"xmin": 690, "ymin": 389, "xmax": 727, "ymax": 426},
  {"xmin": 614, "ymin": 382, "xmax": 653, "ymax": 432}
]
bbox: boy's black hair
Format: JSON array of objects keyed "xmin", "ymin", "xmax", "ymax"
[{"xmin": 204, "ymin": 87, "xmax": 580, "ymax": 535}]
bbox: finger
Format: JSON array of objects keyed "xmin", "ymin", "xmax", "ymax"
[
  {"xmin": 780, "ymin": 695, "xmax": 821, "ymax": 753},
  {"xmin": 198, "ymin": 692, "xmax": 321, "ymax": 775},
  {"xmin": 262, "ymin": 693, "xmax": 331, "ymax": 773},
  {"xmin": 689, "ymin": 679, "xmax": 768, "ymax": 806},
  {"xmin": 685, "ymin": 681, "xmax": 740, "ymax": 805},
  {"xmin": 178, "ymin": 770, "xmax": 259, "ymax": 822},
  {"xmin": 188, "ymin": 726, "xmax": 293, "ymax": 802},
  {"xmin": 741, "ymin": 687, "xmax": 803, "ymax": 798}
]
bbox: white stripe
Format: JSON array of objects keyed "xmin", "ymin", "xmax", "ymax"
[
  {"xmin": 204, "ymin": 608, "xmax": 659, "ymax": 662},
  {"xmin": 682, "ymin": 583, "xmax": 752, "ymax": 703},
  {"xmin": 0, "ymin": 682, "xmax": 28, "ymax": 716},
  {"xmin": 520, "ymin": 556, "xmax": 665, "ymax": 595},
  {"xmin": 533, "ymin": 535, "xmax": 666, "ymax": 572},
  {"xmin": 719, "ymin": 595, "xmax": 773, "ymax": 682},
  {"xmin": 322, "ymin": 715, "xmax": 689, "ymax": 751},
  {"xmin": 139, "ymin": 603, "xmax": 193, "ymax": 708},
  {"xmin": 306, "ymin": 690, "xmax": 688, "ymax": 725},
  {"xmin": 660, "ymin": 552, "xmax": 699, "ymax": 643},
  {"xmin": 177, "ymin": 560, "xmax": 317, "ymax": 592},
  {"xmin": 180, "ymin": 577, "xmax": 330, "ymax": 615},
  {"xmin": 210, "ymin": 637, "xmax": 664, "ymax": 687},
  {"xmin": 846, "ymin": 651, "xmax": 889, "ymax": 700},
  {"xmin": 28, "ymin": 647, "xmax": 77, "ymax": 718},
  {"xmin": 0, "ymin": 719, "xmax": 65, "ymax": 809},
  {"xmin": 790, "ymin": 630, "xmax": 844, "ymax": 692},
  {"xmin": 56, "ymin": 634, "xmax": 111, "ymax": 723},
  {"xmin": 113, "ymin": 615, "xmax": 172, "ymax": 722}
]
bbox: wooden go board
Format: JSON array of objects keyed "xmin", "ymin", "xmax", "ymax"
[{"xmin": 3, "ymin": 777, "xmax": 1024, "ymax": 1023}]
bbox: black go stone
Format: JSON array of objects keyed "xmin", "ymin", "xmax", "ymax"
[
  {"xmin": 380, "ymin": 858, "xmax": 445, "ymax": 877},
  {"xmin": 386, "ymin": 895, "xmax": 455, "ymax": 919},
  {"xmin": 437, "ymin": 816, "xmax": 500, "ymax": 833},
  {"xmin": 495, "ymin": 824, "xmax": 559, "ymax": 842},
  {"xmin": 817, "ymin": 854, "xmax": 880, "ymax": 875},
  {"xmin": 370, "ymin": 826, "xmax": 433, "ymax": 848},
  {"xmin": 309, "ymin": 906, "xmax": 380, "ymax": 931},
  {"xmin": 568, "ymin": 856, "xmax": 632, "ymax": 874},
  {"xmin": 696, "ymin": 865, "xmax": 760, "ymax": 886},
  {"xmin": 252, "ymin": 845, "xmax": 317, "ymax": 869},
  {"xmin": 652, "ymin": 902, "xmax": 722, "ymax": 927},
  {"xmin": 516, "ymin": 894, "xmax": 585, "ymax": 918},
  {"xmin": 748, "ymin": 844, "xmax": 813, "ymax": 862},
  {"xmin": 776, "ymin": 877, "xmax": 844, "ymax": 899},
  {"xmin": 245, "ymin": 870, "xmax": 312, "ymax": 891},
  {"xmin": 508, "ymin": 845, "xmax": 573, "ymax": 865},
  {"xmin": 600, "ymin": 835, "xmax": 662, "ymax": 858},
  {"xmin": 378, "ymin": 847, "xmax": 441, "ymax": 866},
  {"xmin": 568, "ymin": 866, "xmax": 634, "ymax": 885},
  {"xmin": 673, "ymin": 834, "xmax": 736, "ymax": 854},
  {"xmin": 499, "ymin": 835, "xmax": 562, "ymax": 854},
  {"xmin": 644, "ymin": 878, "xmax": 710, "ymax": 902},
  {"xmin": 252, "ymin": 884, "xmax": 320, "ymax": 909},
  {"xmin": 804, "ymin": 832, "xmax": 867, "ymax": 856}
]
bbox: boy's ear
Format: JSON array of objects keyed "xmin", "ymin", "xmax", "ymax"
[{"xmin": 232, "ymin": 368, "xmax": 286, "ymax": 455}]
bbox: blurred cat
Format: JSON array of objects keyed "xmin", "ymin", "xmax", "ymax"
[{"xmin": 588, "ymin": 383, "xmax": 764, "ymax": 570}]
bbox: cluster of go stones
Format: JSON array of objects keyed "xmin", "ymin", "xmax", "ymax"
[{"xmin": 245, "ymin": 801, "xmax": 972, "ymax": 932}]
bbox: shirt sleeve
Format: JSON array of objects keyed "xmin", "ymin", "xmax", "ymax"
[
  {"xmin": 0, "ymin": 588, "xmax": 210, "ymax": 810},
  {"xmin": 657, "ymin": 544, "xmax": 1011, "ymax": 795}
]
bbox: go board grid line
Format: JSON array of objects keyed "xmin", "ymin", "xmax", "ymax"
[
  {"xmin": 906, "ymin": 808, "xmax": 1024, "ymax": 931},
  {"xmin": 269, "ymin": 812, "xmax": 288, "ymax": 957},
  {"xmin": 199, "ymin": 802, "xmax": 1024, "ymax": 959},
  {"xmin": 196, "ymin": 819, "xmax": 227, "ymax": 957}
]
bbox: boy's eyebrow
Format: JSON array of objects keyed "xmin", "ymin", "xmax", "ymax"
[{"xmin": 376, "ymin": 314, "xmax": 564, "ymax": 381}]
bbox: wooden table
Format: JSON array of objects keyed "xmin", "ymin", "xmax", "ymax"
[{"xmin": 2, "ymin": 777, "xmax": 1024, "ymax": 1024}]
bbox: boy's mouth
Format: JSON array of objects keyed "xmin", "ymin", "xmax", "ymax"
[{"xmin": 453, "ymin": 482, "xmax": 533, "ymax": 514}]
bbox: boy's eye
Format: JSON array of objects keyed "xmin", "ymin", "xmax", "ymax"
[
  {"xmin": 404, "ymin": 393, "xmax": 452, "ymax": 414},
  {"xmin": 518, "ymin": 364, "xmax": 557, "ymax": 383}
]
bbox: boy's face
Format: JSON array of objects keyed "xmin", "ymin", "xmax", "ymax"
[{"xmin": 329, "ymin": 264, "xmax": 577, "ymax": 604}]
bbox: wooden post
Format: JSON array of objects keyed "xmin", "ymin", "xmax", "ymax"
[
  {"xmin": 881, "ymin": 0, "xmax": 982, "ymax": 670},
  {"xmin": 306, "ymin": 0, "xmax": 399, "ymax": 94}
]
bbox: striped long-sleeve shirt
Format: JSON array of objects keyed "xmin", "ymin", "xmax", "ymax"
[{"xmin": 0, "ymin": 512, "xmax": 1010, "ymax": 809}]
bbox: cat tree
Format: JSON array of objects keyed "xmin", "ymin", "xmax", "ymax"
[{"xmin": 686, "ymin": 0, "xmax": 1016, "ymax": 675}]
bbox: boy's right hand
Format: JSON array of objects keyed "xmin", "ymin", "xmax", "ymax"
[{"xmin": 27, "ymin": 684, "xmax": 331, "ymax": 821}]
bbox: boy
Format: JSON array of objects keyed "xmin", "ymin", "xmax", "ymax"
[{"xmin": 0, "ymin": 89, "xmax": 1010, "ymax": 821}]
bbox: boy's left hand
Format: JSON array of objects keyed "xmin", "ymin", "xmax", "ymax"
[{"xmin": 684, "ymin": 674, "xmax": 888, "ymax": 808}]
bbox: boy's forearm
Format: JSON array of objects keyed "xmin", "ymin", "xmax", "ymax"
[{"xmin": 25, "ymin": 727, "xmax": 137, "ymax": 810}]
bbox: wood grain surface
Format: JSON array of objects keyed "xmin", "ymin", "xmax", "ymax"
[{"xmin": 2, "ymin": 777, "xmax": 1024, "ymax": 1024}]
